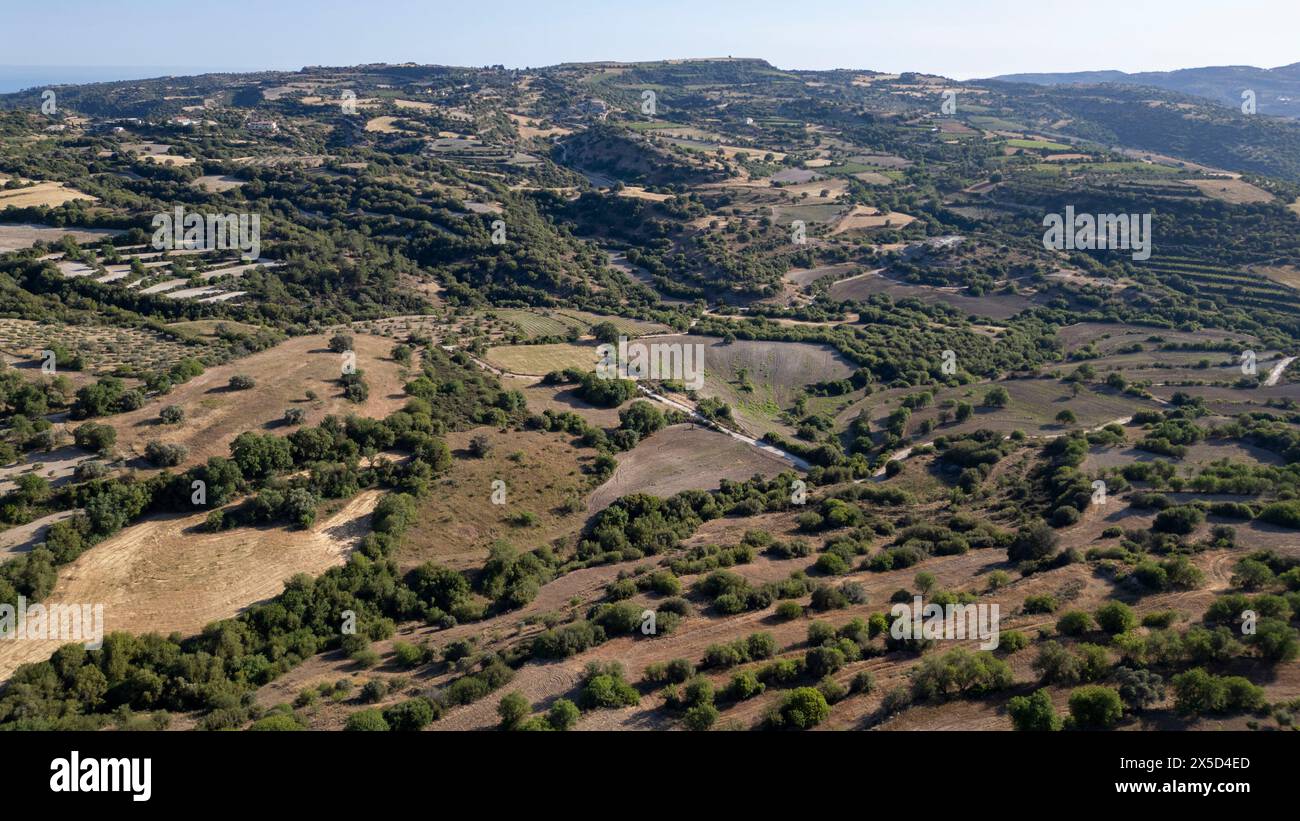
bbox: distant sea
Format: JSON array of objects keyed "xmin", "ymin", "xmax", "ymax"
[{"xmin": 0, "ymin": 65, "xmax": 260, "ymax": 94}]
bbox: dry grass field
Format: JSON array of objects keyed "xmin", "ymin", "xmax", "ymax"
[
  {"xmin": 1054, "ymin": 322, "xmax": 1253, "ymax": 354},
  {"xmin": 0, "ymin": 180, "xmax": 96, "ymax": 209},
  {"xmin": 485, "ymin": 342, "xmax": 602, "ymax": 376},
  {"xmin": 851, "ymin": 170, "xmax": 894, "ymax": 185},
  {"xmin": 163, "ymin": 319, "xmax": 264, "ymax": 341},
  {"xmin": 1251, "ymin": 263, "xmax": 1300, "ymax": 291},
  {"xmin": 616, "ymin": 186, "xmax": 674, "ymax": 201},
  {"xmin": 1081, "ymin": 437, "xmax": 1283, "ymax": 474},
  {"xmin": 392, "ymin": 99, "xmax": 436, "ymax": 112},
  {"xmin": 365, "ymin": 116, "xmax": 411, "ymax": 134},
  {"xmin": 783, "ymin": 262, "xmax": 860, "ymax": 287},
  {"xmin": 506, "ymin": 112, "xmax": 572, "ymax": 140},
  {"xmin": 781, "ymin": 178, "xmax": 850, "ymax": 200},
  {"xmin": 0, "ymin": 491, "xmax": 382, "ymax": 680},
  {"xmin": 830, "ymin": 205, "xmax": 916, "ymax": 234},
  {"xmin": 513, "ymin": 375, "xmax": 624, "ymax": 427},
  {"xmin": 397, "ymin": 428, "xmax": 595, "ymax": 571},
  {"xmin": 110, "ymin": 333, "xmax": 414, "ymax": 469},
  {"xmin": 1182, "ymin": 177, "xmax": 1274, "ymax": 204},
  {"xmin": 0, "ymin": 223, "xmax": 122, "ymax": 253}
]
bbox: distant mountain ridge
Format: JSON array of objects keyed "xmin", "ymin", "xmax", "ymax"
[{"xmin": 989, "ymin": 62, "xmax": 1300, "ymax": 118}]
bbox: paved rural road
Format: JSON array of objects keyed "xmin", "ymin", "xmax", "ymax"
[{"xmin": 1265, "ymin": 356, "xmax": 1296, "ymax": 387}]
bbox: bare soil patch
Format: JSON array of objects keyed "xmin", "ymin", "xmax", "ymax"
[
  {"xmin": 1182, "ymin": 177, "xmax": 1274, "ymax": 204},
  {"xmin": 190, "ymin": 175, "xmax": 246, "ymax": 192},
  {"xmin": 587, "ymin": 423, "xmax": 791, "ymax": 513}
]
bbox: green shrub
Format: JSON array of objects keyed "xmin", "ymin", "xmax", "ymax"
[
  {"xmin": 726, "ymin": 671, "xmax": 765, "ymax": 701},
  {"xmin": 998, "ymin": 630, "xmax": 1030, "ymax": 653},
  {"xmin": 350, "ymin": 649, "xmax": 381, "ymax": 669},
  {"xmin": 344, "ymin": 709, "xmax": 390, "ymax": 731},
  {"xmin": 911, "ymin": 648, "xmax": 1012, "ymax": 700},
  {"xmin": 746, "ymin": 632, "xmax": 777, "ymax": 660},
  {"xmin": 359, "ymin": 679, "xmax": 389, "ymax": 703},
  {"xmin": 815, "ymin": 552, "xmax": 850, "ymax": 575},
  {"xmin": 765, "ymin": 687, "xmax": 831, "ymax": 730},
  {"xmin": 775, "ymin": 600, "xmax": 803, "ymax": 621},
  {"xmin": 1094, "ymin": 601, "xmax": 1137, "ymax": 635},
  {"xmin": 817, "ymin": 675, "xmax": 848, "ymax": 703},
  {"xmin": 580, "ymin": 664, "xmax": 640, "ymax": 710},
  {"xmin": 392, "ymin": 641, "xmax": 427, "ymax": 669},
  {"xmin": 683, "ymin": 703, "xmax": 719, "ymax": 731},
  {"xmin": 683, "ymin": 676, "xmax": 715, "ymax": 707},
  {"xmin": 850, "ymin": 671, "xmax": 875, "ymax": 694},
  {"xmin": 1153, "ymin": 505, "xmax": 1205, "ymax": 535},
  {"xmin": 807, "ymin": 620, "xmax": 837, "ymax": 645},
  {"xmin": 1174, "ymin": 654, "xmax": 1264, "ymax": 711},
  {"xmin": 547, "ymin": 699, "xmax": 580, "ymax": 730},
  {"xmin": 497, "ymin": 691, "xmax": 531, "ymax": 730},
  {"xmin": 1068, "ymin": 686, "xmax": 1124, "ymax": 729},
  {"xmin": 643, "ymin": 658, "xmax": 695, "ymax": 685},
  {"xmin": 248, "ymin": 712, "xmax": 305, "ymax": 731},
  {"xmin": 1008, "ymin": 689, "xmax": 1061, "ymax": 731},
  {"xmin": 1056, "ymin": 610, "xmax": 1093, "ymax": 637},
  {"xmin": 1022, "ymin": 594, "xmax": 1058, "ymax": 614},
  {"xmin": 1114, "ymin": 666, "xmax": 1165, "ymax": 713},
  {"xmin": 1259, "ymin": 500, "xmax": 1300, "ymax": 529},
  {"xmin": 382, "ymin": 698, "xmax": 437, "ymax": 731},
  {"xmin": 1141, "ymin": 610, "xmax": 1178, "ymax": 629},
  {"xmin": 605, "ymin": 578, "xmax": 637, "ymax": 601}
]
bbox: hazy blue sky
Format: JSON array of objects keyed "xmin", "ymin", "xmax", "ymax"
[{"xmin": 5, "ymin": 0, "xmax": 1299, "ymax": 80}]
